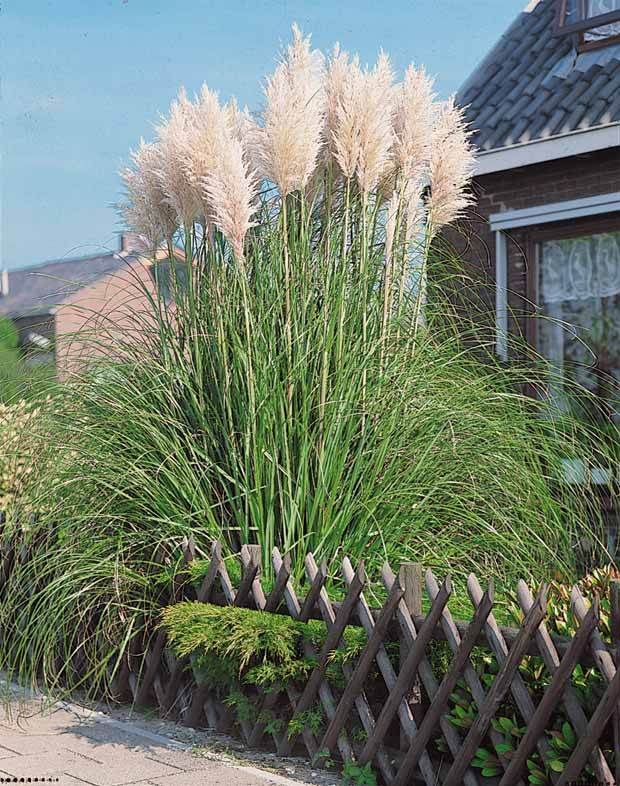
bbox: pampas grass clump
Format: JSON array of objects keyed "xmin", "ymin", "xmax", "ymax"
[{"xmin": 0, "ymin": 26, "xmax": 609, "ymax": 698}]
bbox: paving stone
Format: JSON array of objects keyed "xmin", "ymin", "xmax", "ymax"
[
  {"xmin": 141, "ymin": 749, "xmax": 220, "ymax": 772},
  {"xmin": 0, "ymin": 733, "xmax": 54, "ymax": 756},
  {"xmin": 0, "ymin": 708, "xmax": 91, "ymax": 736},
  {"xmin": 147, "ymin": 767, "xmax": 263, "ymax": 786},
  {"xmin": 57, "ymin": 732, "xmax": 153, "ymax": 761},
  {"xmin": 68, "ymin": 722, "xmax": 177, "ymax": 753},
  {"xmin": 63, "ymin": 755, "xmax": 180, "ymax": 786},
  {"xmin": 0, "ymin": 749, "xmax": 92, "ymax": 777}
]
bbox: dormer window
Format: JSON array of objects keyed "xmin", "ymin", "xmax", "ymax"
[{"xmin": 557, "ymin": 0, "xmax": 620, "ymax": 46}]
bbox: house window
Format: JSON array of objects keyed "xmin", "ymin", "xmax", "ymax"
[
  {"xmin": 536, "ymin": 229, "xmax": 620, "ymax": 419},
  {"xmin": 557, "ymin": 0, "xmax": 620, "ymax": 42}
]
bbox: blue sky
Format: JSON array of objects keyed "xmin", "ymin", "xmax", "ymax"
[{"xmin": 3, "ymin": 0, "xmax": 525, "ymax": 270}]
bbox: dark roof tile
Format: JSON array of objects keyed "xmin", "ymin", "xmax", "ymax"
[
  {"xmin": 0, "ymin": 253, "xmax": 127, "ymax": 319},
  {"xmin": 458, "ymin": 0, "xmax": 620, "ymax": 150}
]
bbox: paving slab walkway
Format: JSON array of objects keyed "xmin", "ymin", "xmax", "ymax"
[{"xmin": 0, "ymin": 693, "xmax": 331, "ymax": 786}]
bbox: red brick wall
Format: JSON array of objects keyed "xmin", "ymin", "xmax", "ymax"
[{"xmin": 451, "ymin": 147, "xmax": 620, "ymax": 348}]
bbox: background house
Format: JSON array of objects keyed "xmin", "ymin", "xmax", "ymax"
[
  {"xmin": 456, "ymin": 0, "xmax": 620, "ymax": 420},
  {"xmin": 0, "ymin": 233, "xmax": 164, "ymax": 379}
]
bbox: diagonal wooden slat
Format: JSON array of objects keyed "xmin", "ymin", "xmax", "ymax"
[
  {"xmin": 320, "ymin": 578, "xmax": 404, "ymax": 753},
  {"xmin": 391, "ymin": 582, "xmax": 495, "ymax": 786},
  {"xmin": 499, "ymin": 599, "xmax": 599, "ymax": 786},
  {"xmin": 299, "ymin": 561, "xmax": 327, "ymax": 623},
  {"xmin": 555, "ymin": 660, "xmax": 620, "ymax": 786},
  {"xmin": 161, "ymin": 539, "xmax": 209, "ymax": 713},
  {"xmin": 572, "ymin": 585, "xmax": 617, "ymax": 685},
  {"xmin": 340, "ymin": 557, "xmax": 437, "ymax": 786},
  {"xmin": 468, "ymin": 574, "xmax": 551, "ymax": 768},
  {"xmin": 233, "ymin": 549, "xmax": 260, "ymax": 607},
  {"xmin": 359, "ymin": 573, "xmax": 452, "ymax": 767},
  {"xmin": 442, "ymin": 587, "xmax": 548, "ymax": 786},
  {"xmin": 196, "ymin": 541, "xmax": 225, "ymax": 603},
  {"xmin": 281, "ymin": 560, "xmax": 365, "ymax": 749},
  {"xmin": 517, "ymin": 580, "xmax": 614, "ymax": 785},
  {"xmin": 238, "ymin": 546, "xmax": 314, "ymax": 755},
  {"xmin": 264, "ymin": 553, "xmax": 292, "ymax": 612},
  {"xmin": 307, "ymin": 554, "xmax": 397, "ymax": 785},
  {"xmin": 272, "ymin": 547, "xmax": 354, "ymax": 765},
  {"xmin": 426, "ymin": 569, "xmax": 513, "ymax": 772},
  {"xmin": 380, "ymin": 564, "xmax": 480, "ymax": 786}
]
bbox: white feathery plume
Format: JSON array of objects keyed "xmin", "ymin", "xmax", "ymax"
[
  {"xmin": 325, "ymin": 44, "xmax": 358, "ymax": 165},
  {"xmin": 331, "ymin": 55, "xmax": 363, "ymax": 179},
  {"xmin": 226, "ymin": 98, "xmax": 263, "ymax": 177},
  {"xmin": 257, "ymin": 24, "xmax": 326, "ymax": 196},
  {"xmin": 119, "ymin": 139, "xmax": 177, "ymax": 252},
  {"xmin": 203, "ymin": 101, "xmax": 259, "ymax": 261},
  {"xmin": 181, "ymin": 83, "xmax": 222, "ymax": 227},
  {"xmin": 332, "ymin": 52, "xmax": 395, "ymax": 194},
  {"xmin": 356, "ymin": 52, "xmax": 395, "ymax": 195},
  {"xmin": 393, "ymin": 65, "xmax": 435, "ymax": 184},
  {"xmin": 427, "ymin": 97, "xmax": 475, "ymax": 237},
  {"xmin": 155, "ymin": 88, "xmax": 202, "ymax": 226},
  {"xmin": 392, "ymin": 65, "xmax": 436, "ymax": 240}
]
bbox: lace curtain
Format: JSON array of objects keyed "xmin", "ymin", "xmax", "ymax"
[
  {"xmin": 538, "ymin": 232, "xmax": 620, "ymax": 418},
  {"xmin": 541, "ymin": 233, "xmax": 620, "ymax": 303}
]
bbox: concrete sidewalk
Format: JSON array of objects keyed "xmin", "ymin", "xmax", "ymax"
[{"xmin": 0, "ymin": 696, "xmax": 325, "ymax": 786}]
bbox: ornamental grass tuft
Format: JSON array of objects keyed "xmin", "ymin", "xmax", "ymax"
[{"xmin": 0, "ymin": 26, "xmax": 612, "ymax": 699}]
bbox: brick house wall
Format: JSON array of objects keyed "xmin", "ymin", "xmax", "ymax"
[
  {"xmin": 54, "ymin": 257, "xmax": 161, "ymax": 381},
  {"xmin": 451, "ymin": 148, "xmax": 620, "ymax": 350}
]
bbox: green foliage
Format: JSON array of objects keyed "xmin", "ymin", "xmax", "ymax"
[
  {"xmin": 0, "ymin": 158, "xmax": 610, "ymax": 712},
  {"xmin": 287, "ymin": 707, "xmax": 324, "ymax": 739},
  {"xmin": 161, "ymin": 601, "xmax": 366, "ymax": 693},
  {"xmin": 0, "ymin": 317, "xmax": 18, "ymax": 350},
  {"xmin": 341, "ymin": 760, "xmax": 377, "ymax": 786},
  {"xmin": 161, "ymin": 601, "xmax": 309, "ymax": 671}
]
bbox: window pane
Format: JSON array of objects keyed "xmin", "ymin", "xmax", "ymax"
[
  {"xmin": 538, "ymin": 231, "xmax": 620, "ymax": 419},
  {"xmin": 561, "ymin": 0, "xmax": 620, "ymax": 37},
  {"xmin": 587, "ymin": 0, "xmax": 620, "ymax": 17},
  {"xmin": 585, "ymin": 0, "xmax": 620, "ymax": 38}
]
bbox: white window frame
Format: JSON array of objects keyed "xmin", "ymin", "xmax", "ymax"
[{"xmin": 489, "ymin": 191, "xmax": 620, "ymax": 361}]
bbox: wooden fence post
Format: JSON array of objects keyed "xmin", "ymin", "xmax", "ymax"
[
  {"xmin": 399, "ymin": 562, "xmax": 423, "ymax": 746},
  {"xmin": 611, "ymin": 578, "xmax": 620, "ymax": 785}
]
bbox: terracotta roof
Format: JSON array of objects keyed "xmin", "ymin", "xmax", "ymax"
[
  {"xmin": 458, "ymin": 0, "xmax": 620, "ymax": 151},
  {"xmin": 0, "ymin": 253, "xmax": 127, "ymax": 319}
]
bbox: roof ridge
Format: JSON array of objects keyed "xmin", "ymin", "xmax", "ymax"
[{"xmin": 9, "ymin": 249, "xmax": 119, "ymax": 273}]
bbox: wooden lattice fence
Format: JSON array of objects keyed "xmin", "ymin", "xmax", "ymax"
[{"xmin": 2, "ymin": 531, "xmax": 620, "ymax": 786}]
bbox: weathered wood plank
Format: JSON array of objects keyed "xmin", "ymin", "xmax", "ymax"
[
  {"xmin": 359, "ymin": 574, "xmax": 452, "ymax": 766},
  {"xmin": 499, "ymin": 599, "xmax": 599, "ymax": 786},
  {"xmin": 380, "ymin": 564, "xmax": 480, "ymax": 786},
  {"xmin": 272, "ymin": 548, "xmax": 353, "ymax": 764},
  {"xmin": 340, "ymin": 557, "xmax": 437, "ymax": 786},
  {"xmin": 442, "ymin": 588, "xmax": 547, "ymax": 786},
  {"xmin": 556, "ymin": 661, "xmax": 620, "ymax": 786},
  {"xmin": 426, "ymin": 569, "xmax": 509, "ymax": 771},
  {"xmin": 468, "ymin": 574, "xmax": 551, "ymax": 768},
  {"xmin": 517, "ymin": 580, "xmax": 614, "ymax": 785},
  {"xmin": 391, "ymin": 583, "xmax": 495, "ymax": 786},
  {"xmin": 320, "ymin": 579, "xmax": 404, "ymax": 753}
]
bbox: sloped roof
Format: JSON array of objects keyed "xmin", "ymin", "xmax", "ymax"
[
  {"xmin": 458, "ymin": 0, "xmax": 620, "ymax": 152},
  {"xmin": 0, "ymin": 253, "xmax": 127, "ymax": 319}
]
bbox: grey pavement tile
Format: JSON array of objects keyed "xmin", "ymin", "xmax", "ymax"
[
  {"xmin": 146, "ymin": 768, "xmax": 248, "ymax": 786},
  {"xmin": 0, "ymin": 732, "xmax": 55, "ymax": 756},
  {"xmin": 63, "ymin": 756, "xmax": 180, "ymax": 786},
  {"xmin": 0, "ymin": 749, "xmax": 94, "ymax": 777}
]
